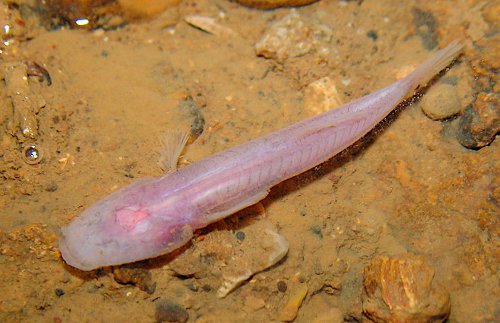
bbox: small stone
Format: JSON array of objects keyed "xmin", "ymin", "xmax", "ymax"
[
  {"xmin": 309, "ymin": 225, "xmax": 323, "ymax": 238},
  {"xmin": 54, "ymin": 288, "xmax": 65, "ymax": 297},
  {"xmin": 235, "ymin": 231, "xmax": 246, "ymax": 241},
  {"xmin": 420, "ymin": 83, "xmax": 462, "ymax": 120},
  {"xmin": 61, "ymin": 272, "xmax": 71, "ymax": 284},
  {"xmin": 366, "ymin": 30, "xmax": 378, "ymax": 41},
  {"xmin": 362, "ymin": 254, "xmax": 450, "ymax": 322},
  {"xmin": 45, "ymin": 182, "xmax": 58, "ymax": 192},
  {"xmin": 155, "ymin": 299, "xmax": 189, "ymax": 323},
  {"xmin": 277, "ymin": 280, "xmax": 288, "ymax": 293}
]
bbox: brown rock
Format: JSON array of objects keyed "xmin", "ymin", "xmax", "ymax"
[
  {"xmin": 362, "ymin": 254, "xmax": 450, "ymax": 323},
  {"xmin": 113, "ymin": 265, "xmax": 156, "ymax": 294},
  {"xmin": 420, "ymin": 83, "xmax": 462, "ymax": 120},
  {"xmin": 255, "ymin": 11, "xmax": 332, "ymax": 63}
]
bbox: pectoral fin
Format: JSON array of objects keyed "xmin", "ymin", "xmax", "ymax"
[{"xmin": 195, "ymin": 189, "xmax": 270, "ymax": 227}]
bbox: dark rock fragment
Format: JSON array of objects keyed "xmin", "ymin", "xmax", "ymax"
[
  {"xmin": 154, "ymin": 298, "xmax": 189, "ymax": 323},
  {"xmin": 456, "ymin": 92, "xmax": 499, "ymax": 149}
]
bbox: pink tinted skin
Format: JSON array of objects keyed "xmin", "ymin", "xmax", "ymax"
[{"xmin": 59, "ymin": 41, "xmax": 462, "ymax": 271}]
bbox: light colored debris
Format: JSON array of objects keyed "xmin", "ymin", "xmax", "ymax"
[
  {"xmin": 304, "ymin": 76, "xmax": 343, "ymax": 115},
  {"xmin": 184, "ymin": 15, "xmax": 236, "ymax": 36},
  {"xmin": 217, "ymin": 222, "xmax": 289, "ymax": 297}
]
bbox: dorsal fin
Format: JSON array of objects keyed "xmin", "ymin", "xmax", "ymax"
[{"xmin": 159, "ymin": 129, "xmax": 190, "ymax": 173}]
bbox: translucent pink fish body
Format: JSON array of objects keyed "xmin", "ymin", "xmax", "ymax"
[{"xmin": 59, "ymin": 41, "xmax": 462, "ymax": 270}]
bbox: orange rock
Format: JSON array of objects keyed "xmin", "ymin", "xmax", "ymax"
[
  {"xmin": 362, "ymin": 254, "xmax": 450, "ymax": 323},
  {"xmin": 278, "ymin": 283, "xmax": 308, "ymax": 321}
]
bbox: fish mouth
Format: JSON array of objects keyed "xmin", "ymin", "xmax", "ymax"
[{"xmin": 58, "ymin": 230, "xmax": 95, "ymax": 271}]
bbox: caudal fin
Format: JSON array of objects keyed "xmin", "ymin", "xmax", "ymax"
[{"xmin": 405, "ymin": 40, "xmax": 463, "ymax": 96}]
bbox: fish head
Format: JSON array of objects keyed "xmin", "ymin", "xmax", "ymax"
[{"xmin": 59, "ymin": 177, "xmax": 193, "ymax": 271}]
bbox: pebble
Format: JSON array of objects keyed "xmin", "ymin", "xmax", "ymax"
[
  {"xmin": 420, "ymin": 83, "xmax": 462, "ymax": 120},
  {"xmin": 155, "ymin": 299, "xmax": 189, "ymax": 323},
  {"xmin": 45, "ymin": 182, "xmax": 58, "ymax": 192},
  {"xmin": 54, "ymin": 288, "xmax": 65, "ymax": 297},
  {"xmin": 235, "ymin": 231, "xmax": 246, "ymax": 241},
  {"xmin": 277, "ymin": 280, "xmax": 288, "ymax": 293}
]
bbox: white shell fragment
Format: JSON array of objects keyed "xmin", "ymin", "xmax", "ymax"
[
  {"xmin": 184, "ymin": 15, "xmax": 236, "ymax": 36},
  {"xmin": 217, "ymin": 222, "xmax": 289, "ymax": 297}
]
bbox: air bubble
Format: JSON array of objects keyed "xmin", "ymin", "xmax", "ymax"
[{"xmin": 22, "ymin": 143, "xmax": 43, "ymax": 165}]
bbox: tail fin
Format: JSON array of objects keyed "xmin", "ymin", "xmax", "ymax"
[{"xmin": 405, "ymin": 40, "xmax": 463, "ymax": 96}]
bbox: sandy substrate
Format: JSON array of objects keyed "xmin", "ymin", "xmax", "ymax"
[{"xmin": 0, "ymin": 0, "xmax": 498, "ymax": 322}]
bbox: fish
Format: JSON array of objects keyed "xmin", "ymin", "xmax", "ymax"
[{"xmin": 59, "ymin": 40, "xmax": 463, "ymax": 270}]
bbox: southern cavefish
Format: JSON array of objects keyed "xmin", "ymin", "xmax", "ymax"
[{"xmin": 59, "ymin": 41, "xmax": 463, "ymax": 270}]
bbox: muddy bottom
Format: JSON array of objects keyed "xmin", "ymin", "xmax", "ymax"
[{"xmin": 0, "ymin": 0, "xmax": 498, "ymax": 322}]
